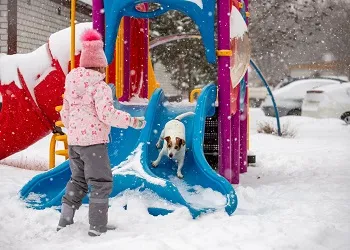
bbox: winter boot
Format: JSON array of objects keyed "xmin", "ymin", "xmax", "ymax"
[
  {"xmin": 88, "ymin": 224, "xmax": 116, "ymax": 237},
  {"xmin": 57, "ymin": 203, "xmax": 75, "ymax": 231}
]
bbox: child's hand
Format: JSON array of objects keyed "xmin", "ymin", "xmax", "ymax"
[{"xmin": 130, "ymin": 117, "xmax": 146, "ymax": 129}]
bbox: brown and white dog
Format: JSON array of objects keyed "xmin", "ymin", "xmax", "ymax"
[{"xmin": 151, "ymin": 112, "xmax": 195, "ymax": 178}]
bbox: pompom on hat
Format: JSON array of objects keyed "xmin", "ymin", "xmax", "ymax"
[{"xmin": 79, "ymin": 29, "xmax": 108, "ymax": 68}]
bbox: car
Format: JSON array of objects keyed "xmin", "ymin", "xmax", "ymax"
[
  {"xmin": 248, "ymin": 87, "xmax": 268, "ymax": 108},
  {"xmin": 302, "ymin": 82, "xmax": 350, "ymax": 124},
  {"xmin": 261, "ymin": 78, "xmax": 344, "ymax": 117}
]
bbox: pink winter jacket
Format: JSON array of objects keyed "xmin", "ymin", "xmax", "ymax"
[{"xmin": 60, "ymin": 67, "xmax": 131, "ymax": 146}]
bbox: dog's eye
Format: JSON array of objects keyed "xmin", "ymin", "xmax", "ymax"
[
  {"xmin": 167, "ymin": 144, "xmax": 171, "ymax": 148},
  {"xmin": 174, "ymin": 146, "xmax": 179, "ymax": 150}
]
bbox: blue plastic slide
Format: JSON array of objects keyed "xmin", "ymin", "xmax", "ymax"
[{"xmin": 19, "ymin": 84, "xmax": 237, "ymax": 218}]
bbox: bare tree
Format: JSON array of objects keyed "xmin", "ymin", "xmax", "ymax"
[
  {"xmin": 249, "ymin": 0, "xmax": 333, "ymax": 85},
  {"xmin": 326, "ymin": 0, "xmax": 350, "ymax": 76}
]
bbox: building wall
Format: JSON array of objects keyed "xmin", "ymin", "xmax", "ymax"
[
  {"xmin": 0, "ymin": 0, "xmax": 8, "ymax": 53},
  {"xmin": 16, "ymin": 0, "xmax": 91, "ymax": 53}
]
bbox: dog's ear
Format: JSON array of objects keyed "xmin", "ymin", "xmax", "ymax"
[
  {"xmin": 176, "ymin": 137, "xmax": 185, "ymax": 148},
  {"xmin": 164, "ymin": 136, "xmax": 171, "ymax": 146}
]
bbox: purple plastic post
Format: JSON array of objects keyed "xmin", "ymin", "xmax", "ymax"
[
  {"xmin": 92, "ymin": 0, "xmax": 104, "ymax": 37},
  {"xmin": 232, "ymin": 87, "xmax": 240, "ymax": 183},
  {"xmin": 217, "ymin": 0, "xmax": 233, "ymax": 183},
  {"xmin": 232, "ymin": 97, "xmax": 241, "ymax": 183},
  {"xmin": 228, "ymin": 2, "xmax": 241, "ymax": 183},
  {"xmin": 121, "ymin": 17, "xmax": 131, "ymax": 102},
  {"xmin": 240, "ymin": 0, "xmax": 249, "ymax": 173}
]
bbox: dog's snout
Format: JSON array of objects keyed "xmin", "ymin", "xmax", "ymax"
[{"xmin": 169, "ymin": 153, "xmax": 173, "ymax": 158}]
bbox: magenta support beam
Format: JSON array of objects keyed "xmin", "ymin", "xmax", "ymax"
[
  {"xmin": 240, "ymin": 0, "xmax": 249, "ymax": 173},
  {"xmin": 121, "ymin": 17, "xmax": 131, "ymax": 102},
  {"xmin": 92, "ymin": 0, "xmax": 104, "ymax": 37},
  {"xmin": 232, "ymin": 87, "xmax": 241, "ymax": 183},
  {"xmin": 230, "ymin": 5, "xmax": 241, "ymax": 182},
  {"xmin": 143, "ymin": 17, "xmax": 149, "ymax": 97},
  {"xmin": 232, "ymin": 97, "xmax": 241, "ymax": 183},
  {"xmin": 217, "ymin": 0, "xmax": 233, "ymax": 183}
]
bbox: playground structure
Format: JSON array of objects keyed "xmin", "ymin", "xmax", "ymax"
[{"xmin": 0, "ymin": 0, "xmax": 252, "ymax": 217}]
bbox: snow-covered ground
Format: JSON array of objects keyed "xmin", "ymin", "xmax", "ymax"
[
  {"xmin": 0, "ymin": 135, "xmax": 66, "ymax": 171},
  {"xmin": 0, "ymin": 109, "xmax": 349, "ymax": 250}
]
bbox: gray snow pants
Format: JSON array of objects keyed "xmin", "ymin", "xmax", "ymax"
[{"xmin": 62, "ymin": 143, "xmax": 113, "ymax": 227}]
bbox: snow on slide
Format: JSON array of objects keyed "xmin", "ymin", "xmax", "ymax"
[{"xmin": 19, "ymin": 84, "xmax": 237, "ymax": 218}]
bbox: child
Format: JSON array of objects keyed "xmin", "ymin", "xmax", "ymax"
[{"xmin": 57, "ymin": 29, "xmax": 146, "ymax": 236}]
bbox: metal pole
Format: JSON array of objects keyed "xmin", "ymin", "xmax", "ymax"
[{"xmin": 218, "ymin": 0, "xmax": 233, "ymax": 183}]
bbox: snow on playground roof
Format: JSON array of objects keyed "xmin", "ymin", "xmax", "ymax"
[
  {"xmin": 79, "ymin": 0, "xmax": 92, "ymax": 6},
  {"xmin": 230, "ymin": 6, "xmax": 248, "ymax": 38},
  {"xmin": 49, "ymin": 22, "xmax": 92, "ymax": 75},
  {"xmin": 186, "ymin": 0, "xmax": 203, "ymax": 9},
  {"xmin": 0, "ymin": 44, "xmax": 52, "ymax": 91},
  {"xmin": 0, "ymin": 22, "xmax": 92, "ymax": 102}
]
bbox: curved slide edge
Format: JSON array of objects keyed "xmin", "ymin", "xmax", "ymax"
[{"xmin": 192, "ymin": 84, "xmax": 237, "ymax": 215}]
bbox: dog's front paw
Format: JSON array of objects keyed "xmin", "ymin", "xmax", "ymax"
[
  {"xmin": 152, "ymin": 161, "xmax": 159, "ymax": 168},
  {"xmin": 156, "ymin": 142, "xmax": 161, "ymax": 149},
  {"xmin": 177, "ymin": 172, "xmax": 184, "ymax": 179}
]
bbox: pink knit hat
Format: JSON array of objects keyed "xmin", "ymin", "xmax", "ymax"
[{"xmin": 79, "ymin": 29, "xmax": 108, "ymax": 68}]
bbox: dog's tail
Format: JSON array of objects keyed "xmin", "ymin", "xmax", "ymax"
[{"xmin": 175, "ymin": 112, "xmax": 195, "ymax": 121}]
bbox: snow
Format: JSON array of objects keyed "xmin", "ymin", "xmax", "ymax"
[
  {"xmin": 0, "ymin": 134, "xmax": 65, "ymax": 171},
  {"xmin": 314, "ymin": 83, "xmax": 350, "ymax": 106},
  {"xmin": 273, "ymin": 79, "xmax": 340, "ymax": 99},
  {"xmin": 0, "ymin": 44, "xmax": 52, "ymax": 92},
  {"xmin": 230, "ymin": 7, "xmax": 248, "ymax": 39},
  {"xmin": 163, "ymin": 100, "xmax": 196, "ymax": 107},
  {"xmin": 262, "ymin": 79, "xmax": 342, "ymax": 107},
  {"xmin": 120, "ymin": 96, "xmax": 149, "ymax": 105},
  {"xmin": 0, "ymin": 22, "xmax": 92, "ymax": 103},
  {"xmin": 1, "ymin": 109, "xmax": 350, "ymax": 249},
  {"xmin": 170, "ymin": 177, "xmax": 227, "ymax": 209},
  {"xmin": 79, "ymin": 0, "xmax": 92, "ymax": 6},
  {"xmin": 185, "ymin": 0, "xmax": 203, "ymax": 9},
  {"xmin": 112, "ymin": 144, "xmax": 166, "ymax": 187},
  {"xmin": 49, "ymin": 22, "xmax": 92, "ymax": 75}
]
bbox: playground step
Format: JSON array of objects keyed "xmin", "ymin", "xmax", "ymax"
[
  {"xmin": 56, "ymin": 149, "xmax": 68, "ymax": 157},
  {"xmin": 55, "ymin": 121, "xmax": 64, "ymax": 127},
  {"xmin": 55, "ymin": 135, "xmax": 67, "ymax": 141}
]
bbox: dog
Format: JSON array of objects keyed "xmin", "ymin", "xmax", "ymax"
[{"xmin": 151, "ymin": 112, "xmax": 195, "ymax": 178}]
